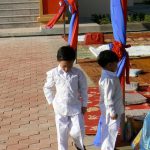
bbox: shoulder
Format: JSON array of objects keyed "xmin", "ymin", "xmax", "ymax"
[
  {"xmin": 46, "ymin": 67, "xmax": 58, "ymax": 76},
  {"xmin": 72, "ymin": 67, "xmax": 81, "ymax": 71},
  {"xmin": 101, "ymin": 72, "xmax": 116, "ymax": 83},
  {"xmin": 101, "ymin": 76, "xmax": 115, "ymax": 87},
  {"xmin": 72, "ymin": 67, "xmax": 84, "ymax": 74}
]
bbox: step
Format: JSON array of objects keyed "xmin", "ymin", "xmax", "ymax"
[
  {"xmin": 0, "ymin": 21, "xmax": 40, "ymax": 28},
  {"xmin": 0, "ymin": 2, "xmax": 39, "ymax": 9},
  {"xmin": 0, "ymin": 8, "xmax": 39, "ymax": 16},
  {"xmin": 0, "ymin": 15, "xmax": 39, "ymax": 22}
]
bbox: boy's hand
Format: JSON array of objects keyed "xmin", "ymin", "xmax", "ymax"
[
  {"xmin": 110, "ymin": 114, "xmax": 118, "ymax": 120},
  {"xmin": 81, "ymin": 107, "xmax": 87, "ymax": 115}
]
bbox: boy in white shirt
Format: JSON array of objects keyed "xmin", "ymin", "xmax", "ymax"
[
  {"xmin": 94, "ymin": 50, "xmax": 124, "ymax": 150},
  {"xmin": 43, "ymin": 46, "xmax": 88, "ymax": 150}
]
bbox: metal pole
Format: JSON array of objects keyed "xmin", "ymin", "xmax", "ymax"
[
  {"xmin": 63, "ymin": 11, "xmax": 66, "ymax": 38},
  {"xmin": 121, "ymin": 0, "xmax": 127, "ymax": 142}
]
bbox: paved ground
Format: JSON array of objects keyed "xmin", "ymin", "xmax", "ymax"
[
  {"xmin": 0, "ymin": 36, "xmax": 66, "ymax": 150},
  {"xmin": 0, "ymin": 31, "xmax": 150, "ymax": 150},
  {"xmin": 0, "ymin": 35, "xmax": 103, "ymax": 150}
]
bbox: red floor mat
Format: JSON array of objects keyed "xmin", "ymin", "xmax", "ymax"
[{"xmin": 85, "ymin": 85, "xmax": 150, "ymax": 135}]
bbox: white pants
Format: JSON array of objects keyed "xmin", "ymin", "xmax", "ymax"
[
  {"xmin": 55, "ymin": 113, "xmax": 85, "ymax": 150},
  {"xmin": 99, "ymin": 104, "xmax": 120, "ymax": 150},
  {"xmin": 100, "ymin": 114, "xmax": 120, "ymax": 150}
]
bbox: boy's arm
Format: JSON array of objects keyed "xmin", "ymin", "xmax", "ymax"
[
  {"xmin": 78, "ymin": 71, "xmax": 88, "ymax": 108},
  {"xmin": 104, "ymin": 78, "xmax": 117, "ymax": 118},
  {"xmin": 43, "ymin": 71, "xmax": 55, "ymax": 105}
]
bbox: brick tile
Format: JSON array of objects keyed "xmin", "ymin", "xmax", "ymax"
[
  {"xmin": 40, "ymin": 130, "xmax": 51, "ymax": 137},
  {"xmin": 19, "ymin": 138, "xmax": 39, "ymax": 146},
  {"xmin": 29, "ymin": 119, "xmax": 47, "ymax": 125},
  {"xmin": 20, "ymin": 115, "xmax": 38, "ymax": 125},
  {"xmin": 38, "ymin": 116, "xmax": 49, "ymax": 122},
  {"xmin": 20, "ymin": 130, "xmax": 39, "ymax": 137},
  {"xmin": 20, "ymin": 110, "xmax": 31, "ymax": 116},
  {"xmin": 47, "ymin": 120, "xmax": 56, "ymax": 127},
  {"xmin": 24, "ymin": 148, "xmax": 41, "ymax": 150},
  {"xmin": 29, "ymin": 132, "xmax": 50, "ymax": 141},
  {"xmin": 11, "ymin": 119, "xmax": 30, "ymax": 126},
  {"xmin": 0, "ymin": 127, "xmax": 10, "ymax": 135},
  {"xmin": 38, "ymin": 123, "xmax": 50, "ymax": 129},
  {"xmin": 7, "ymin": 138, "xmax": 19, "ymax": 146},
  {"xmin": 4, "ymin": 109, "xmax": 20, "ymax": 116},
  {"xmin": 0, "ymin": 134, "xmax": 9, "ymax": 142},
  {"xmin": 0, "ymin": 124, "xmax": 19, "ymax": 131},
  {"xmin": 29, "ymin": 138, "xmax": 51, "ymax": 149},
  {"xmin": 49, "ymin": 134, "xmax": 57, "ymax": 143},
  {"xmin": 29, "ymin": 107, "xmax": 39, "ymax": 114},
  {"xmin": 0, "ymin": 144, "xmax": 7, "ymax": 150},
  {"xmin": 0, "ymin": 108, "xmax": 13, "ymax": 114},
  {"xmin": 7, "ymin": 143, "xmax": 28, "ymax": 150},
  {"xmin": 40, "ymin": 147, "xmax": 52, "ymax": 150},
  {"xmin": 12, "ymin": 112, "xmax": 30, "ymax": 120},
  {"xmin": 50, "ymin": 142, "xmax": 58, "ymax": 149}
]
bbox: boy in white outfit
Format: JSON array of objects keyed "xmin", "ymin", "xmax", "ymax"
[
  {"xmin": 43, "ymin": 46, "xmax": 88, "ymax": 150},
  {"xmin": 94, "ymin": 50, "xmax": 124, "ymax": 150}
]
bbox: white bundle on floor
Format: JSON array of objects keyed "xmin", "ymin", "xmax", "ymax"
[{"xmin": 89, "ymin": 45, "xmax": 150, "ymax": 57}]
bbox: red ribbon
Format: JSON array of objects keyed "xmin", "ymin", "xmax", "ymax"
[
  {"xmin": 67, "ymin": 0, "xmax": 78, "ymax": 13},
  {"xmin": 46, "ymin": 0, "xmax": 66, "ymax": 28},
  {"xmin": 112, "ymin": 41, "xmax": 130, "ymax": 84}
]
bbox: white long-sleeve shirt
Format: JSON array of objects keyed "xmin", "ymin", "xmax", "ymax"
[
  {"xmin": 43, "ymin": 65, "xmax": 88, "ymax": 116},
  {"xmin": 99, "ymin": 69, "xmax": 124, "ymax": 117}
]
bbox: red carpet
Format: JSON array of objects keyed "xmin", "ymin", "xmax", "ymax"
[{"xmin": 85, "ymin": 85, "xmax": 150, "ymax": 135}]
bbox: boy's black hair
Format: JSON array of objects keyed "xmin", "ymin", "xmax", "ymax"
[
  {"xmin": 97, "ymin": 50, "xmax": 119, "ymax": 68},
  {"xmin": 57, "ymin": 45, "xmax": 76, "ymax": 61}
]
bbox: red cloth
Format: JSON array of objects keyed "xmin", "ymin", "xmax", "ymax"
[
  {"xmin": 66, "ymin": 0, "xmax": 78, "ymax": 50},
  {"xmin": 112, "ymin": 41, "xmax": 130, "ymax": 85},
  {"xmin": 46, "ymin": 0, "xmax": 78, "ymax": 51},
  {"xmin": 46, "ymin": 0, "xmax": 66, "ymax": 28},
  {"xmin": 69, "ymin": 12, "xmax": 79, "ymax": 50},
  {"xmin": 67, "ymin": 0, "xmax": 78, "ymax": 13}
]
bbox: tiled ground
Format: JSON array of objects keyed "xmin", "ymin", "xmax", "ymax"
[
  {"xmin": 0, "ymin": 36, "xmax": 67, "ymax": 150},
  {"xmin": 0, "ymin": 31, "xmax": 149, "ymax": 150}
]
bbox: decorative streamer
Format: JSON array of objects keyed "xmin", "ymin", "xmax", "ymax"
[{"xmin": 46, "ymin": 0, "xmax": 79, "ymax": 50}]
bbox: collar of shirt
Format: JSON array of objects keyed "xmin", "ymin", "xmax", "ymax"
[
  {"xmin": 58, "ymin": 65, "xmax": 64, "ymax": 74},
  {"xmin": 102, "ymin": 69, "xmax": 117, "ymax": 78},
  {"xmin": 58, "ymin": 65, "xmax": 73, "ymax": 75}
]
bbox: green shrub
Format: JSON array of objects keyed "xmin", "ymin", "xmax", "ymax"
[
  {"xmin": 101, "ymin": 14, "xmax": 111, "ymax": 24},
  {"xmin": 144, "ymin": 0, "xmax": 150, "ymax": 4},
  {"xmin": 139, "ymin": 13, "xmax": 145, "ymax": 21},
  {"xmin": 91, "ymin": 14, "xmax": 101, "ymax": 24},
  {"xmin": 91, "ymin": 13, "xmax": 150, "ymax": 24},
  {"xmin": 91, "ymin": 14, "xmax": 111, "ymax": 24},
  {"xmin": 144, "ymin": 15, "xmax": 150, "ymax": 22}
]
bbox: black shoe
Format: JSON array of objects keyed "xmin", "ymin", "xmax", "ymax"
[{"xmin": 75, "ymin": 144, "xmax": 86, "ymax": 150}]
